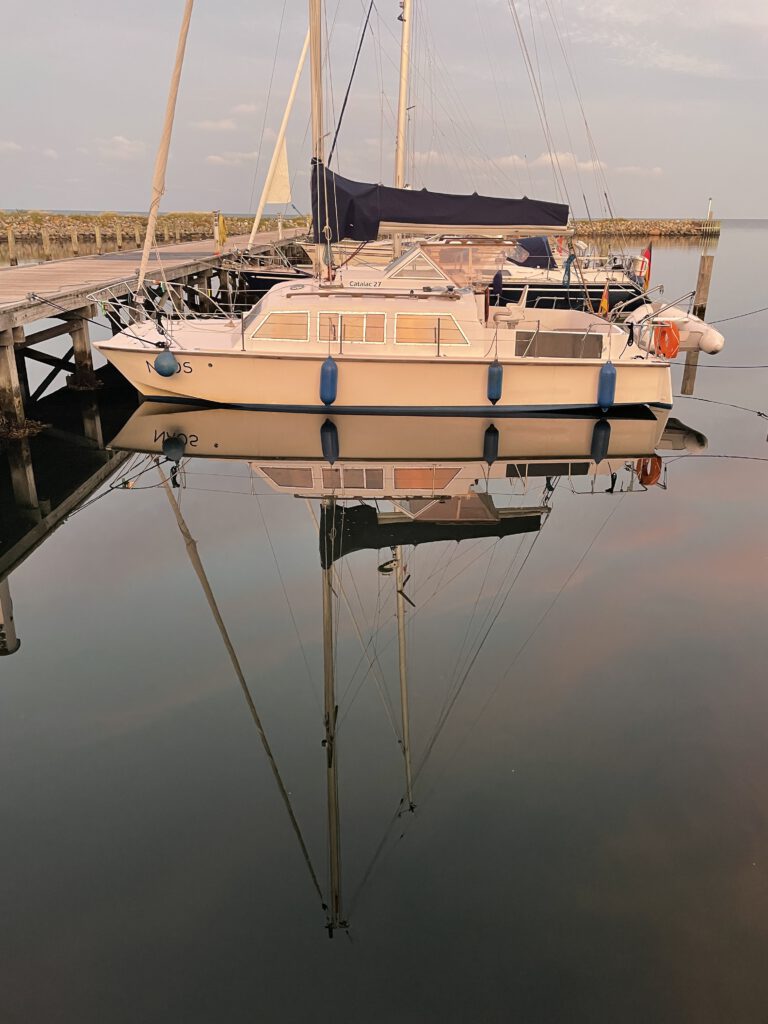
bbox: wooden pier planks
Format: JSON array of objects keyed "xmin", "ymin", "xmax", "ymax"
[{"xmin": 0, "ymin": 228, "xmax": 297, "ymax": 330}]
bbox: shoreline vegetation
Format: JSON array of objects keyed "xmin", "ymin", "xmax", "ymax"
[{"xmin": 1, "ymin": 210, "xmax": 719, "ymax": 243}]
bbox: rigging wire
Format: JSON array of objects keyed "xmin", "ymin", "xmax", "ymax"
[
  {"xmin": 247, "ymin": 0, "xmax": 288, "ymax": 216},
  {"xmin": 327, "ymin": 0, "xmax": 375, "ymax": 164}
]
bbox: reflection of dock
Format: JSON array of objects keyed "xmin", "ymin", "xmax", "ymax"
[{"xmin": 0, "ymin": 385, "xmax": 133, "ymax": 653}]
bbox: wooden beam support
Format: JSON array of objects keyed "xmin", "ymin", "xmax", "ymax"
[
  {"xmin": 41, "ymin": 226, "xmax": 52, "ymax": 261},
  {"xmin": 31, "ymin": 346, "xmax": 74, "ymax": 401},
  {"xmin": 22, "ymin": 349, "xmax": 77, "ymax": 372},
  {"xmin": 70, "ymin": 228, "xmax": 80, "ymax": 257},
  {"xmin": 17, "ymin": 319, "xmax": 79, "ymax": 348}
]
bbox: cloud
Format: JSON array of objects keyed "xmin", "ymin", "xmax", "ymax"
[
  {"xmin": 41, "ymin": 147, "xmax": 58, "ymax": 160},
  {"xmin": 0, "ymin": 140, "xmax": 22, "ymax": 154},
  {"xmin": 97, "ymin": 135, "xmax": 146, "ymax": 161},
  {"xmin": 614, "ymin": 165, "xmax": 663, "ymax": 178},
  {"xmin": 497, "ymin": 151, "xmax": 606, "ymax": 174},
  {"xmin": 206, "ymin": 151, "xmax": 258, "ymax": 167},
  {"xmin": 232, "ymin": 103, "xmax": 257, "ymax": 114},
  {"xmin": 192, "ymin": 118, "xmax": 237, "ymax": 132}
]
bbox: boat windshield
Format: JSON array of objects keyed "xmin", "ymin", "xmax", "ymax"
[{"xmin": 420, "ymin": 244, "xmax": 513, "ymax": 287}]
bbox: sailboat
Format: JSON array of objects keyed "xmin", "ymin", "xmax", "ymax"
[{"xmin": 91, "ymin": 0, "xmax": 722, "ymax": 413}]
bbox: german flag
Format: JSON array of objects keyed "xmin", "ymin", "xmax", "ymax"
[{"xmin": 641, "ymin": 241, "xmax": 653, "ymax": 290}]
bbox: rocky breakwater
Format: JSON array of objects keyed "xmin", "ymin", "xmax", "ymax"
[{"xmin": 573, "ymin": 218, "xmax": 720, "ymax": 238}]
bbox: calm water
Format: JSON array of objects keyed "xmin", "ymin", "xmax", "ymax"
[{"xmin": 2, "ymin": 223, "xmax": 768, "ymax": 1023}]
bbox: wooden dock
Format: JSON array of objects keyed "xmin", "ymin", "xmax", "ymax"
[{"xmin": 0, "ymin": 227, "xmax": 299, "ymax": 437}]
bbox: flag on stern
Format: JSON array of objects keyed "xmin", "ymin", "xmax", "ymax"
[
  {"xmin": 598, "ymin": 283, "xmax": 610, "ymax": 316},
  {"xmin": 641, "ymin": 241, "xmax": 653, "ymax": 289}
]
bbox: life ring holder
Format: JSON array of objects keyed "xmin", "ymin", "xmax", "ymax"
[
  {"xmin": 652, "ymin": 320, "xmax": 680, "ymax": 359},
  {"xmin": 636, "ymin": 455, "xmax": 663, "ymax": 487}
]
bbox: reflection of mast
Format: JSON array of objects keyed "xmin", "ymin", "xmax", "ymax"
[
  {"xmin": 394, "ymin": 546, "xmax": 415, "ymax": 810},
  {"xmin": 320, "ymin": 499, "xmax": 346, "ymax": 936},
  {"xmin": 157, "ymin": 465, "xmax": 325, "ymax": 912}
]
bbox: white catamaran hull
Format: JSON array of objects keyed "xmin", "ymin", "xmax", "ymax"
[{"xmin": 96, "ymin": 346, "xmax": 672, "ymax": 412}]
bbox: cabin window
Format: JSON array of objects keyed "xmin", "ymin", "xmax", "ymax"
[
  {"xmin": 390, "ymin": 253, "xmax": 444, "ymax": 280},
  {"xmin": 318, "ymin": 312, "xmax": 386, "ymax": 344},
  {"xmin": 342, "ymin": 468, "xmax": 365, "ymax": 488},
  {"xmin": 318, "ymin": 313, "xmax": 338, "ymax": 343},
  {"xmin": 394, "ymin": 314, "xmax": 467, "ymax": 345},
  {"xmin": 393, "ymin": 468, "xmax": 459, "ymax": 489},
  {"xmin": 252, "ymin": 311, "xmax": 309, "ymax": 342},
  {"xmin": 259, "ymin": 467, "xmax": 314, "ymax": 488},
  {"xmin": 340, "ymin": 314, "xmax": 365, "ymax": 343}
]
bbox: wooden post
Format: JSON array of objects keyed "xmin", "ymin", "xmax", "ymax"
[
  {"xmin": 692, "ymin": 253, "xmax": 714, "ymax": 320},
  {"xmin": 41, "ymin": 226, "xmax": 52, "ymax": 262},
  {"xmin": 0, "ymin": 328, "xmax": 27, "ymax": 432},
  {"xmin": 12, "ymin": 327, "xmax": 29, "ymax": 405},
  {"xmin": 6, "ymin": 439, "xmax": 40, "ymax": 517},
  {"xmin": 162, "ymin": 222, "xmax": 169, "ymax": 244},
  {"xmin": 134, "ymin": 225, "xmax": 141, "ymax": 248},
  {"xmin": 174, "ymin": 221, "xmax": 180, "ymax": 243},
  {"xmin": 95, "ymin": 224, "xmax": 102, "ymax": 254},
  {"xmin": 80, "ymin": 397, "xmax": 104, "ymax": 447},
  {"xmin": 683, "ymin": 250, "xmax": 715, "ymax": 396},
  {"xmin": 0, "ymin": 577, "xmax": 21, "ymax": 656},
  {"xmin": 213, "ymin": 211, "xmax": 220, "ymax": 253},
  {"xmin": 115, "ymin": 223, "xmax": 123, "ymax": 250},
  {"xmin": 681, "ymin": 352, "xmax": 699, "ymax": 396},
  {"xmin": 70, "ymin": 228, "xmax": 79, "ymax": 257},
  {"xmin": 67, "ymin": 305, "xmax": 98, "ymax": 388},
  {"xmin": 7, "ymin": 226, "xmax": 18, "ymax": 266}
]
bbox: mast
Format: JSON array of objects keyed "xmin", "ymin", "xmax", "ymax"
[
  {"xmin": 248, "ymin": 30, "xmax": 310, "ymax": 248},
  {"xmin": 393, "ymin": 0, "xmax": 413, "ymax": 257},
  {"xmin": 321, "ymin": 500, "xmax": 344, "ymax": 935},
  {"xmin": 309, "ymin": 0, "xmax": 324, "ymax": 164},
  {"xmin": 137, "ymin": 0, "xmax": 195, "ymax": 294},
  {"xmin": 394, "ymin": 0, "xmax": 413, "ymax": 189},
  {"xmin": 395, "ymin": 545, "xmax": 415, "ymax": 810}
]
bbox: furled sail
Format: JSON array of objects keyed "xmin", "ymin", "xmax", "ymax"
[{"xmin": 311, "ymin": 161, "xmax": 569, "ymax": 243}]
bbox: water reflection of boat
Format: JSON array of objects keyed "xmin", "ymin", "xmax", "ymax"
[
  {"xmin": 110, "ymin": 404, "xmax": 704, "ymax": 465},
  {"xmin": 112, "ymin": 405, "xmax": 706, "ymax": 935}
]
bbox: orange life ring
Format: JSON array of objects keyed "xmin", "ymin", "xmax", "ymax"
[
  {"xmin": 652, "ymin": 321, "xmax": 680, "ymax": 359},
  {"xmin": 636, "ymin": 455, "xmax": 662, "ymax": 487}
]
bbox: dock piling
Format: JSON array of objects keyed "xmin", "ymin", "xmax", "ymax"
[
  {"xmin": 0, "ymin": 329, "xmax": 28, "ymax": 433},
  {"xmin": 66, "ymin": 306, "xmax": 100, "ymax": 389},
  {"xmin": 41, "ymin": 226, "xmax": 52, "ymax": 262},
  {"xmin": 70, "ymin": 229, "xmax": 79, "ymax": 257},
  {"xmin": 6, "ymin": 227, "xmax": 18, "ymax": 267}
]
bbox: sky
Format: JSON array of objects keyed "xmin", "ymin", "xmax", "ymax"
[{"xmin": 1, "ymin": 0, "xmax": 766, "ymax": 219}]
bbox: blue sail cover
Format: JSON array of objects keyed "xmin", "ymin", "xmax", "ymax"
[{"xmin": 311, "ymin": 162, "xmax": 569, "ymax": 243}]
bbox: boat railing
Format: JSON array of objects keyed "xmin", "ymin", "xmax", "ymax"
[{"xmin": 90, "ymin": 281, "xmax": 251, "ymax": 332}]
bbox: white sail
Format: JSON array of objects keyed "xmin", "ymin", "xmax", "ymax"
[{"xmin": 265, "ymin": 137, "xmax": 292, "ymax": 206}]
